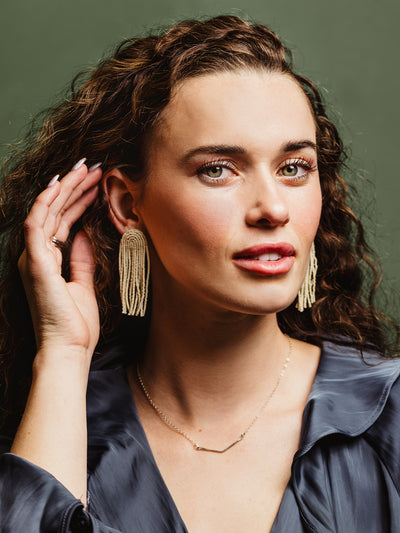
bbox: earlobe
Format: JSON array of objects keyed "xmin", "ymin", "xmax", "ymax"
[{"xmin": 102, "ymin": 168, "xmax": 143, "ymax": 235}]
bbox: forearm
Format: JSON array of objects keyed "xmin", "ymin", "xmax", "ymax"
[{"xmin": 10, "ymin": 347, "xmax": 90, "ymax": 504}]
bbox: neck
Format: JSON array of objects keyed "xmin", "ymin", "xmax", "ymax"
[{"xmin": 139, "ymin": 288, "xmax": 290, "ymax": 431}]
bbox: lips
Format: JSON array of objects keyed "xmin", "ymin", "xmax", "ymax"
[{"xmin": 232, "ymin": 243, "xmax": 295, "ymax": 276}]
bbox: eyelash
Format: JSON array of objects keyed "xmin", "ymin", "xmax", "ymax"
[
  {"xmin": 279, "ymin": 158, "xmax": 318, "ymax": 182},
  {"xmin": 196, "ymin": 160, "xmax": 237, "ymax": 184},
  {"xmin": 196, "ymin": 157, "xmax": 318, "ymax": 184}
]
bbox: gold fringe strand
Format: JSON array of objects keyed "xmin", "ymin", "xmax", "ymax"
[
  {"xmin": 119, "ymin": 229, "xmax": 150, "ymax": 316},
  {"xmin": 296, "ymin": 242, "xmax": 318, "ymax": 312}
]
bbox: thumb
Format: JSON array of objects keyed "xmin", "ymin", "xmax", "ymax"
[{"xmin": 69, "ymin": 231, "xmax": 95, "ymax": 287}]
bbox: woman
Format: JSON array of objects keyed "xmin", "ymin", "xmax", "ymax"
[{"xmin": 0, "ymin": 15, "xmax": 399, "ymax": 533}]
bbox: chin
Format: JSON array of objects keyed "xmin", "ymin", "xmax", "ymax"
[
  {"xmin": 211, "ymin": 290, "xmax": 299, "ymax": 316},
  {"xmin": 242, "ymin": 301, "xmax": 295, "ymax": 316},
  {"xmin": 241, "ymin": 285, "xmax": 299, "ymax": 313}
]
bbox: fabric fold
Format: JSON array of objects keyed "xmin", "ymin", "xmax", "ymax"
[
  {"xmin": 1, "ymin": 336, "xmax": 400, "ymax": 532},
  {"xmin": 0, "ymin": 454, "xmax": 83, "ymax": 533}
]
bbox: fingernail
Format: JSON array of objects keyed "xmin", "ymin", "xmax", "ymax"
[
  {"xmin": 72, "ymin": 157, "xmax": 87, "ymax": 171},
  {"xmin": 47, "ymin": 174, "xmax": 60, "ymax": 187},
  {"xmin": 88, "ymin": 162, "xmax": 102, "ymax": 172}
]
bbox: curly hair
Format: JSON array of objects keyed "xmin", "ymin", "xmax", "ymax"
[{"xmin": 0, "ymin": 15, "xmax": 397, "ymax": 431}]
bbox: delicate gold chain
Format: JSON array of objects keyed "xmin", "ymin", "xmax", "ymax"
[{"xmin": 136, "ymin": 336, "xmax": 293, "ymax": 454}]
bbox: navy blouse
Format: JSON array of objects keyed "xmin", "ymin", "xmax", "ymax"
[{"xmin": 1, "ymin": 337, "xmax": 400, "ymax": 532}]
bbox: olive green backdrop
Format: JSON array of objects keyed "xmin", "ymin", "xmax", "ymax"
[{"xmin": 1, "ymin": 0, "xmax": 399, "ymax": 315}]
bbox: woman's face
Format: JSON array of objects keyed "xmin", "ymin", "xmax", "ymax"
[{"xmin": 135, "ymin": 69, "xmax": 322, "ymax": 316}]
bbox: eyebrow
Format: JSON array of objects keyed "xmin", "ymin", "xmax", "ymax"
[
  {"xmin": 282, "ymin": 140, "xmax": 317, "ymax": 153},
  {"xmin": 180, "ymin": 145, "xmax": 246, "ymax": 165},
  {"xmin": 180, "ymin": 140, "xmax": 317, "ymax": 164}
]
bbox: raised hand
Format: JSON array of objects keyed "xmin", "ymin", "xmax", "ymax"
[
  {"xmin": 11, "ymin": 159, "xmax": 104, "ymax": 501},
  {"xmin": 17, "ymin": 158, "xmax": 103, "ymax": 364}
]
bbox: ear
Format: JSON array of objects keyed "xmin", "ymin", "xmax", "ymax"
[{"xmin": 102, "ymin": 168, "xmax": 143, "ymax": 235}]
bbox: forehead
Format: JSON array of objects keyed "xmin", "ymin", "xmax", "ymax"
[{"xmin": 155, "ymin": 70, "xmax": 316, "ymax": 154}]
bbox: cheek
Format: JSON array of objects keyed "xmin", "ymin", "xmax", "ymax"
[
  {"xmin": 139, "ymin": 184, "xmax": 235, "ymax": 258},
  {"xmin": 290, "ymin": 185, "xmax": 322, "ymax": 242}
]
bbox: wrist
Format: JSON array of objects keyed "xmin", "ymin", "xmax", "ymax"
[{"xmin": 33, "ymin": 345, "xmax": 92, "ymax": 378}]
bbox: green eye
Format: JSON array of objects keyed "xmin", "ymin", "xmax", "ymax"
[
  {"xmin": 206, "ymin": 166, "xmax": 223, "ymax": 178},
  {"xmin": 282, "ymin": 164, "xmax": 299, "ymax": 177},
  {"xmin": 197, "ymin": 160, "xmax": 237, "ymax": 184}
]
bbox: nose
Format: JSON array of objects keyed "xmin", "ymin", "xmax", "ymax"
[{"xmin": 245, "ymin": 169, "xmax": 290, "ymax": 228}]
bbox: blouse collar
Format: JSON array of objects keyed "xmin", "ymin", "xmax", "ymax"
[
  {"xmin": 90, "ymin": 334, "xmax": 400, "ymax": 459},
  {"xmin": 295, "ymin": 338, "xmax": 400, "ymax": 459}
]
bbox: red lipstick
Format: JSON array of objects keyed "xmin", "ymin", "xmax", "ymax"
[{"xmin": 232, "ymin": 242, "xmax": 295, "ymax": 276}]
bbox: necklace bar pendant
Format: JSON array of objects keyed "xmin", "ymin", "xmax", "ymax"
[{"xmin": 193, "ymin": 435, "xmax": 244, "ymax": 454}]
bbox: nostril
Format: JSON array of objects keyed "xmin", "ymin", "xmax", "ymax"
[
  {"xmin": 254, "ymin": 215, "xmax": 290, "ymax": 227},
  {"xmin": 257, "ymin": 217, "xmax": 272, "ymax": 225}
]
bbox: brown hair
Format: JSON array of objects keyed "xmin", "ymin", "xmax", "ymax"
[{"xmin": 0, "ymin": 15, "xmax": 397, "ymax": 431}]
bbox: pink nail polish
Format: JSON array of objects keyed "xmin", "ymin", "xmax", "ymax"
[
  {"xmin": 88, "ymin": 162, "xmax": 102, "ymax": 172},
  {"xmin": 72, "ymin": 157, "xmax": 87, "ymax": 171},
  {"xmin": 47, "ymin": 174, "xmax": 60, "ymax": 187}
]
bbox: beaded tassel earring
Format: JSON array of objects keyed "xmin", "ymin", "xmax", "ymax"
[
  {"xmin": 296, "ymin": 242, "xmax": 318, "ymax": 312},
  {"xmin": 119, "ymin": 229, "xmax": 150, "ymax": 316}
]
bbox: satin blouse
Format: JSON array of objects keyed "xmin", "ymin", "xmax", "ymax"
[{"xmin": 1, "ymin": 336, "xmax": 400, "ymax": 532}]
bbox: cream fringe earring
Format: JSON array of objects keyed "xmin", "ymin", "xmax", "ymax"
[
  {"xmin": 296, "ymin": 242, "xmax": 318, "ymax": 312},
  {"xmin": 119, "ymin": 229, "xmax": 150, "ymax": 316}
]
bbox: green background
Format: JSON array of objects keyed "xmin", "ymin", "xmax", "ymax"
[{"xmin": 1, "ymin": 0, "xmax": 399, "ymax": 315}]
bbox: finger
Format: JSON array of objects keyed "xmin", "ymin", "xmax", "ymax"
[
  {"xmin": 23, "ymin": 181, "xmax": 63, "ymax": 259},
  {"xmin": 45, "ymin": 165, "xmax": 102, "ymax": 238},
  {"xmin": 69, "ymin": 231, "xmax": 96, "ymax": 288},
  {"xmin": 57, "ymin": 165, "xmax": 103, "ymax": 216},
  {"xmin": 46, "ymin": 164, "xmax": 89, "ymax": 226},
  {"xmin": 54, "ymin": 185, "xmax": 100, "ymax": 242}
]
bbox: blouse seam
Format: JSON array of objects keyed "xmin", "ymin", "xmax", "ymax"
[{"xmin": 59, "ymin": 501, "xmax": 82, "ymax": 533}]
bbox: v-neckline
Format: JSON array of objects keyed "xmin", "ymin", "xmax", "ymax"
[{"xmin": 123, "ymin": 367, "xmax": 297, "ymax": 533}]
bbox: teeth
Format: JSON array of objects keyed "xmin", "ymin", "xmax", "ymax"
[{"xmin": 257, "ymin": 253, "xmax": 282, "ymax": 261}]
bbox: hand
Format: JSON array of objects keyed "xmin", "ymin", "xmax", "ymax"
[{"xmin": 18, "ymin": 160, "xmax": 103, "ymax": 364}]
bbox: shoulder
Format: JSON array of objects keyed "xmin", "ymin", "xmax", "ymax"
[
  {"xmin": 301, "ymin": 335, "xmax": 400, "ymax": 483},
  {"xmin": 364, "ymin": 362, "xmax": 400, "ymax": 493},
  {"xmin": 291, "ymin": 339, "xmax": 400, "ymax": 531},
  {"xmin": 298, "ymin": 336, "xmax": 400, "ymax": 455}
]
